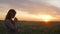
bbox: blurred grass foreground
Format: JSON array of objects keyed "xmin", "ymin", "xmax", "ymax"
[{"xmin": 0, "ymin": 20, "xmax": 60, "ymax": 34}]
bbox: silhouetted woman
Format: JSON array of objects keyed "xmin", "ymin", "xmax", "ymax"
[{"xmin": 5, "ymin": 9, "xmax": 18, "ymax": 34}]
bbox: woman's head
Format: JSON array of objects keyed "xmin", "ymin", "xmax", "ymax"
[{"xmin": 6, "ymin": 9, "xmax": 16, "ymax": 20}]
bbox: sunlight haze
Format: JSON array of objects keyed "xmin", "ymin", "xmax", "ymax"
[{"xmin": 0, "ymin": 0, "xmax": 60, "ymax": 21}]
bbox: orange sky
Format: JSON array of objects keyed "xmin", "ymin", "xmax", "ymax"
[{"xmin": 0, "ymin": 0, "xmax": 60, "ymax": 21}]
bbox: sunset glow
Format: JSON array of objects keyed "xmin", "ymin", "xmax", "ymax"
[
  {"xmin": 38, "ymin": 15, "xmax": 53, "ymax": 22},
  {"xmin": 0, "ymin": 0, "xmax": 60, "ymax": 21}
]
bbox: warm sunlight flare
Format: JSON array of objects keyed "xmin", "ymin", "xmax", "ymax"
[{"xmin": 38, "ymin": 15, "xmax": 53, "ymax": 22}]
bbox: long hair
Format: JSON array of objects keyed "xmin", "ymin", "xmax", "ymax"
[{"xmin": 5, "ymin": 9, "xmax": 16, "ymax": 20}]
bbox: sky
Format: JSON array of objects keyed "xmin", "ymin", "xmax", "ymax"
[{"xmin": 0, "ymin": 0, "xmax": 60, "ymax": 21}]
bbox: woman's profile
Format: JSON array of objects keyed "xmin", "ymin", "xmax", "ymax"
[{"xmin": 5, "ymin": 9, "xmax": 18, "ymax": 34}]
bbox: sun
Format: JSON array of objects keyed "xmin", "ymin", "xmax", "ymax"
[{"xmin": 38, "ymin": 15, "xmax": 53, "ymax": 22}]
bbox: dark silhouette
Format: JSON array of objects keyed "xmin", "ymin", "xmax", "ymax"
[{"xmin": 5, "ymin": 9, "xmax": 18, "ymax": 34}]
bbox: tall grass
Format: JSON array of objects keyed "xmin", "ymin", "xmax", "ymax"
[{"xmin": 0, "ymin": 21, "xmax": 60, "ymax": 34}]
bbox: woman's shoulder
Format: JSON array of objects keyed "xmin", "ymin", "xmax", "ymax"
[
  {"xmin": 5, "ymin": 19, "xmax": 10, "ymax": 21},
  {"xmin": 5, "ymin": 19, "xmax": 11, "ymax": 23}
]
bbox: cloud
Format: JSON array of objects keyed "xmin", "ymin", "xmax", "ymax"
[
  {"xmin": 0, "ymin": 0, "xmax": 60, "ymax": 15},
  {"xmin": 0, "ymin": 0, "xmax": 60, "ymax": 20}
]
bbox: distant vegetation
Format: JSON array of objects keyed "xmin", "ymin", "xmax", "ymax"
[{"xmin": 0, "ymin": 20, "xmax": 60, "ymax": 34}]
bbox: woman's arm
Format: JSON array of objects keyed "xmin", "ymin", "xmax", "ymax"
[
  {"xmin": 5, "ymin": 20, "xmax": 15, "ymax": 30},
  {"xmin": 14, "ymin": 18, "xmax": 18, "ymax": 29}
]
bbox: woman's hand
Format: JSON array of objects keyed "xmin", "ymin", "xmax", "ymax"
[{"xmin": 14, "ymin": 17, "xmax": 18, "ymax": 22}]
